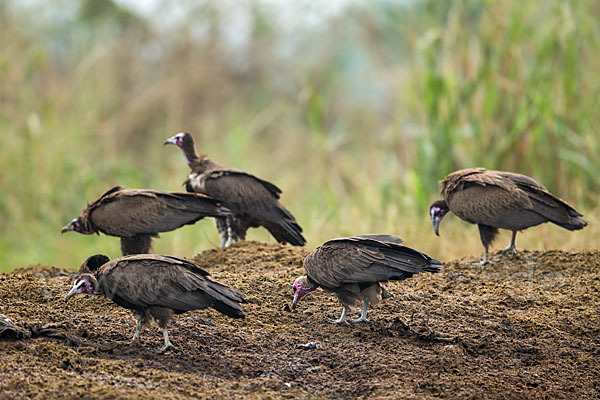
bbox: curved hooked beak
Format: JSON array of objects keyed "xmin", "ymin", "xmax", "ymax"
[
  {"xmin": 65, "ymin": 281, "xmax": 83, "ymax": 302},
  {"xmin": 61, "ymin": 223, "xmax": 74, "ymax": 234},
  {"xmin": 292, "ymin": 293, "xmax": 300, "ymax": 310},
  {"xmin": 433, "ymin": 216, "xmax": 441, "ymax": 236},
  {"xmin": 163, "ymin": 136, "xmax": 177, "ymax": 145}
]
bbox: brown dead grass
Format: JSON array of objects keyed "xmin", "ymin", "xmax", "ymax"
[{"xmin": 1, "ymin": 241, "xmax": 599, "ymax": 399}]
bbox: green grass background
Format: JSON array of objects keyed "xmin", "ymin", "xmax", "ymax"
[{"xmin": 1, "ymin": 0, "xmax": 598, "ymax": 272}]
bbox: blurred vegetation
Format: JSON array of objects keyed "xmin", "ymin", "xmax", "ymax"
[{"xmin": 1, "ymin": 0, "xmax": 598, "ymax": 271}]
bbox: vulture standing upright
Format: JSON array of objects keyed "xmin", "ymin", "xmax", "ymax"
[
  {"xmin": 429, "ymin": 168, "xmax": 588, "ymax": 265},
  {"xmin": 292, "ymin": 234, "xmax": 442, "ymax": 324},
  {"xmin": 164, "ymin": 132, "xmax": 306, "ymax": 247},
  {"xmin": 61, "ymin": 186, "xmax": 231, "ymax": 255},
  {"xmin": 65, "ymin": 253, "xmax": 245, "ymax": 352}
]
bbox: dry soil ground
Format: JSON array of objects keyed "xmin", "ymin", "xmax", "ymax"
[{"xmin": 1, "ymin": 242, "xmax": 599, "ymax": 399}]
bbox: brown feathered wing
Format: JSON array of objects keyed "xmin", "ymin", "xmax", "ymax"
[
  {"xmin": 96, "ymin": 255, "xmax": 245, "ymax": 318},
  {"xmin": 441, "ymin": 169, "xmax": 586, "ymax": 231},
  {"xmin": 304, "ymin": 235, "xmax": 441, "ymax": 290},
  {"xmin": 87, "ymin": 187, "xmax": 229, "ymax": 237},
  {"xmin": 187, "ymin": 170, "xmax": 305, "ymax": 245}
]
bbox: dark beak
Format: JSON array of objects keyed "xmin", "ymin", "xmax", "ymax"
[{"xmin": 433, "ymin": 217, "xmax": 441, "ymax": 236}]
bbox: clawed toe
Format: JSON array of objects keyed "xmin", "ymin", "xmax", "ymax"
[
  {"xmin": 158, "ymin": 344, "xmax": 173, "ymax": 353},
  {"xmin": 327, "ymin": 318, "xmax": 349, "ymax": 325},
  {"xmin": 498, "ymin": 247, "xmax": 517, "ymax": 255}
]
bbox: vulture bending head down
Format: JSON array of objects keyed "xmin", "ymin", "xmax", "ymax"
[
  {"xmin": 65, "ymin": 254, "xmax": 245, "ymax": 352},
  {"xmin": 429, "ymin": 168, "xmax": 588, "ymax": 265},
  {"xmin": 164, "ymin": 132, "xmax": 306, "ymax": 248},
  {"xmin": 292, "ymin": 234, "xmax": 442, "ymax": 324},
  {"xmin": 61, "ymin": 186, "xmax": 231, "ymax": 255}
]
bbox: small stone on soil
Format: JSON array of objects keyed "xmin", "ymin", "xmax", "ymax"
[{"xmin": 295, "ymin": 342, "xmax": 319, "ymax": 350}]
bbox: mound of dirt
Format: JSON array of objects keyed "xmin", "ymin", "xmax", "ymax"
[
  {"xmin": 1, "ymin": 242, "xmax": 599, "ymax": 399},
  {"xmin": 10, "ymin": 264, "xmax": 72, "ymax": 278}
]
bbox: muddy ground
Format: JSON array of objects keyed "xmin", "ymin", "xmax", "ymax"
[{"xmin": 1, "ymin": 242, "xmax": 599, "ymax": 399}]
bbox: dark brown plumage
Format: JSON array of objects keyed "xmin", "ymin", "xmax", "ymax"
[
  {"xmin": 430, "ymin": 168, "xmax": 588, "ymax": 265},
  {"xmin": 164, "ymin": 132, "xmax": 306, "ymax": 247},
  {"xmin": 65, "ymin": 254, "xmax": 245, "ymax": 351},
  {"xmin": 61, "ymin": 186, "xmax": 231, "ymax": 255},
  {"xmin": 292, "ymin": 234, "xmax": 442, "ymax": 324}
]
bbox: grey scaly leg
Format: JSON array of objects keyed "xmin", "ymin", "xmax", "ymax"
[
  {"xmin": 477, "ymin": 247, "xmax": 490, "ymax": 266},
  {"xmin": 224, "ymin": 225, "xmax": 233, "ymax": 248},
  {"xmin": 217, "ymin": 217, "xmax": 233, "ymax": 247},
  {"xmin": 131, "ymin": 315, "xmax": 144, "ymax": 343},
  {"xmin": 350, "ymin": 298, "xmax": 370, "ymax": 323},
  {"xmin": 158, "ymin": 327, "xmax": 172, "ymax": 352},
  {"xmin": 328, "ymin": 306, "xmax": 349, "ymax": 324},
  {"xmin": 499, "ymin": 231, "xmax": 518, "ymax": 255},
  {"xmin": 216, "ymin": 217, "xmax": 230, "ymax": 248}
]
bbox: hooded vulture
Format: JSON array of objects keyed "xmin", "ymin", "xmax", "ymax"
[
  {"xmin": 65, "ymin": 253, "xmax": 245, "ymax": 352},
  {"xmin": 429, "ymin": 168, "xmax": 588, "ymax": 265},
  {"xmin": 292, "ymin": 234, "xmax": 442, "ymax": 324},
  {"xmin": 164, "ymin": 132, "xmax": 306, "ymax": 247},
  {"xmin": 61, "ymin": 186, "xmax": 231, "ymax": 255}
]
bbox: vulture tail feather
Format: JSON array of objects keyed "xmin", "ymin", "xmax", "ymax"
[
  {"xmin": 211, "ymin": 300, "xmax": 245, "ymax": 319},
  {"xmin": 424, "ymin": 258, "xmax": 443, "ymax": 273},
  {"xmin": 205, "ymin": 279, "xmax": 246, "ymax": 318},
  {"xmin": 553, "ymin": 216, "xmax": 587, "ymax": 231},
  {"xmin": 266, "ymin": 220, "xmax": 306, "ymax": 246}
]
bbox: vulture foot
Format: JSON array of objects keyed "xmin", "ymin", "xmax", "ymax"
[
  {"xmin": 327, "ymin": 317, "xmax": 349, "ymax": 325},
  {"xmin": 475, "ymin": 249, "xmax": 491, "ymax": 266},
  {"xmin": 498, "ymin": 245, "xmax": 517, "ymax": 256},
  {"xmin": 498, "ymin": 231, "xmax": 518, "ymax": 257},
  {"xmin": 158, "ymin": 343, "xmax": 173, "ymax": 353},
  {"xmin": 130, "ymin": 336, "xmax": 141, "ymax": 345},
  {"xmin": 327, "ymin": 306, "xmax": 348, "ymax": 324},
  {"xmin": 158, "ymin": 327, "xmax": 173, "ymax": 353},
  {"xmin": 350, "ymin": 299, "xmax": 370, "ymax": 323}
]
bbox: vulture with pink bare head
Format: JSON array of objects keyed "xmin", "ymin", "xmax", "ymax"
[
  {"xmin": 292, "ymin": 234, "xmax": 442, "ymax": 324},
  {"xmin": 164, "ymin": 132, "xmax": 306, "ymax": 247},
  {"xmin": 429, "ymin": 168, "xmax": 587, "ymax": 265},
  {"xmin": 66, "ymin": 254, "xmax": 245, "ymax": 352},
  {"xmin": 61, "ymin": 186, "xmax": 231, "ymax": 255}
]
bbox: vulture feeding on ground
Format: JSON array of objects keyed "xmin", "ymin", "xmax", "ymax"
[
  {"xmin": 61, "ymin": 186, "xmax": 231, "ymax": 255},
  {"xmin": 65, "ymin": 253, "xmax": 245, "ymax": 352},
  {"xmin": 164, "ymin": 132, "xmax": 306, "ymax": 247},
  {"xmin": 429, "ymin": 168, "xmax": 588, "ymax": 265},
  {"xmin": 291, "ymin": 234, "xmax": 442, "ymax": 324}
]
